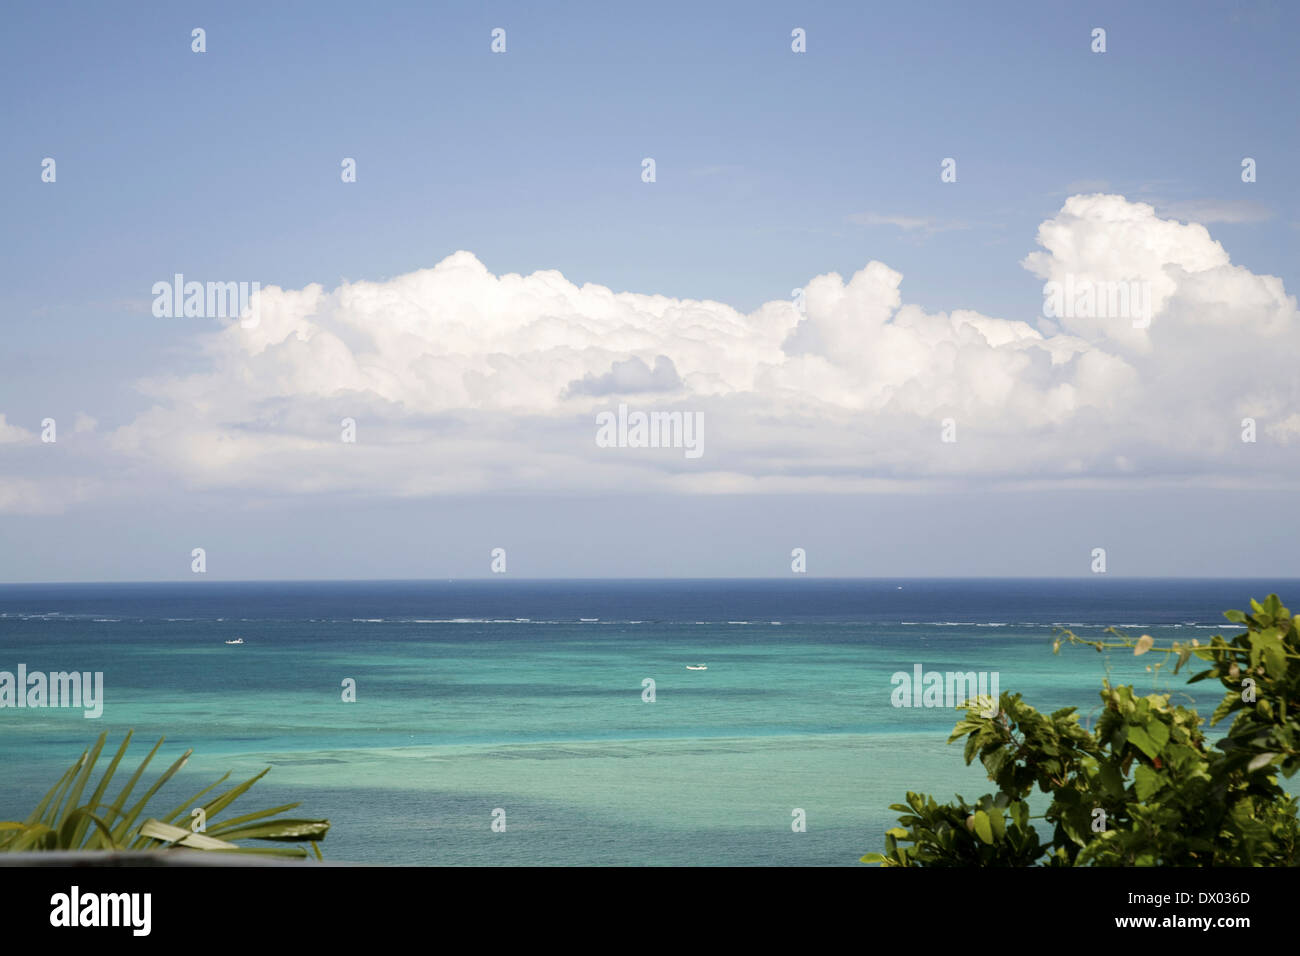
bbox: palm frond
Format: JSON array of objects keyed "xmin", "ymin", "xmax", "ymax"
[{"xmin": 0, "ymin": 731, "xmax": 329, "ymax": 858}]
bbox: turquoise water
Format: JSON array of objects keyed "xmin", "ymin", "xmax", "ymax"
[{"xmin": 0, "ymin": 579, "xmax": 1291, "ymax": 865}]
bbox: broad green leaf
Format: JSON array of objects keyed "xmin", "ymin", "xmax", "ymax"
[
  {"xmin": 1261, "ymin": 641, "xmax": 1286, "ymax": 679},
  {"xmin": 1146, "ymin": 721, "xmax": 1170, "ymax": 751},
  {"xmin": 1126, "ymin": 726, "xmax": 1159, "ymax": 760},
  {"xmin": 1247, "ymin": 752, "xmax": 1277, "ymax": 773},
  {"xmin": 1134, "ymin": 764, "xmax": 1162, "ymax": 801},
  {"xmin": 1010, "ymin": 801, "xmax": 1028, "ymax": 829},
  {"xmin": 986, "ymin": 807, "xmax": 1006, "ymax": 840},
  {"xmin": 1097, "ymin": 762, "xmax": 1124, "ymax": 798}
]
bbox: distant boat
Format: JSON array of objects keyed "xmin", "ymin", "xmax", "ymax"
[
  {"xmin": 686, "ymin": 664, "xmax": 707, "ymax": 671},
  {"xmin": 224, "ymin": 638, "xmax": 245, "ymax": 645}
]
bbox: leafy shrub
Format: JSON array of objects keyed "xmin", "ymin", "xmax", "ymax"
[{"xmin": 863, "ymin": 594, "xmax": 1300, "ymax": 866}]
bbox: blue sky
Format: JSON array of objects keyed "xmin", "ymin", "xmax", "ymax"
[{"xmin": 1, "ymin": 1, "xmax": 1298, "ymax": 580}]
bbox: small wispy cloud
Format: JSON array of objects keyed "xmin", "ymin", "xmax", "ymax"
[
  {"xmin": 1155, "ymin": 198, "xmax": 1273, "ymax": 224},
  {"xmin": 847, "ymin": 212, "xmax": 970, "ymax": 235}
]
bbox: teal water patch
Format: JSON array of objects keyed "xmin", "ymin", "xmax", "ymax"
[{"xmin": 204, "ymin": 733, "xmax": 993, "ymax": 865}]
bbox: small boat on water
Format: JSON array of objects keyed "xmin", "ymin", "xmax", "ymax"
[
  {"xmin": 224, "ymin": 638, "xmax": 245, "ymax": 645},
  {"xmin": 686, "ymin": 664, "xmax": 707, "ymax": 671}
]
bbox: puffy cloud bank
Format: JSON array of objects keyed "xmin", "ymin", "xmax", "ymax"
[{"xmin": 13, "ymin": 194, "xmax": 1300, "ymax": 508}]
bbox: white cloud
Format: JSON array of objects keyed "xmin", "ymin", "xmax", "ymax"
[
  {"xmin": 0, "ymin": 476, "xmax": 100, "ymax": 515},
  {"xmin": 0, "ymin": 415, "xmax": 105, "ymax": 514},
  {"xmin": 565, "ymin": 355, "xmax": 682, "ymax": 396},
  {"xmin": 1267, "ymin": 413, "xmax": 1300, "ymax": 444},
  {"xmin": 0, "ymin": 415, "xmax": 33, "ymax": 444},
  {"xmin": 75, "ymin": 194, "xmax": 1300, "ymax": 501}
]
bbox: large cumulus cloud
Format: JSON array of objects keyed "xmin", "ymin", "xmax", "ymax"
[{"xmin": 5, "ymin": 193, "xmax": 1297, "ymax": 509}]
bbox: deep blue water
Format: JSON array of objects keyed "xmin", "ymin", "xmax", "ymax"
[{"xmin": 3, "ymin": 576, "xmax": 1288, "ymax": 624}]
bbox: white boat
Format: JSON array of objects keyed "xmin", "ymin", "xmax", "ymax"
[
  {"xmin": 224, "ymin": 638, "xmax": 245, "ymax": 645},
  {"xmin": 686, "ymin": 664, "xmax": 707, "ymax": 671}
]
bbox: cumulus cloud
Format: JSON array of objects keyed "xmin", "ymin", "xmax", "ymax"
[{"xmin": 62, "ymin": 194, "xmax": 1296, "ymax": 501}]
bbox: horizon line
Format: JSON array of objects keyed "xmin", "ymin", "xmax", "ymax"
[{"xmin": 2, "ymin": 575, "xmax": 1298, "ymax": 587}]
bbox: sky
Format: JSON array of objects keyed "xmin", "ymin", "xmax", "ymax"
[{"xmin": 1, "ymin": 0, "xmax": 1298, "ymax": 580}]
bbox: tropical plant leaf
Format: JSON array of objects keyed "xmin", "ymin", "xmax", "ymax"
[
  {"xmin": 1, "ymin": 732, "xmax": 329, "ymax": 858},
  {"xmin": 212, "ymin": 819, "xmax": 331, "ymax": 842},
  {"xmin": 110, "ymin": 748, "xmax": 193, "ymax": 845}
]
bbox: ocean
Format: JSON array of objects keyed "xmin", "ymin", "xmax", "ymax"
[{"xmin": 0, "ymin": 578, "xmax": 1293, "ymax": 865}]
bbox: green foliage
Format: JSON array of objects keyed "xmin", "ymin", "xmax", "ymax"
[
  {"xmin": 861, "ymin": 790, "xmax": 1047, "ymax": 867},
  {"xmin": 0, "ymin": 731, "xmax": 329, "ymax": 858},
  {"xmin": 863, "ymin": 594, "xmax": 1300, "ymax": 867}
]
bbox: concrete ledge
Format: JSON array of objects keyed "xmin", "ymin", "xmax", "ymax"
[{"xmin": 0, "ymin": 850, "xmax": 326, "ymax": 867}]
